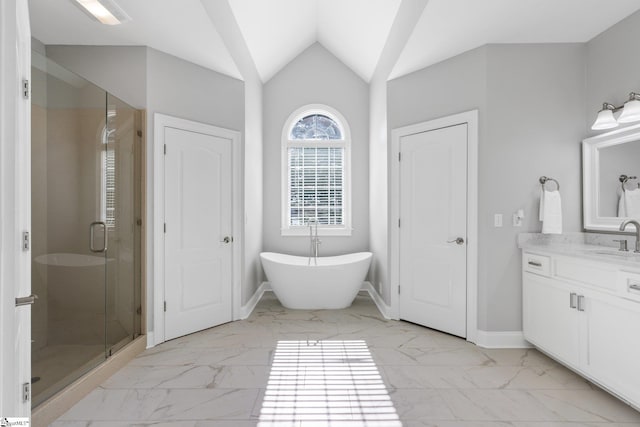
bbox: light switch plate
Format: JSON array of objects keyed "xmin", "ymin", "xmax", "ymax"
[{"xmin": 494, "ymin": 214, "xmax": 503, "ymax": 227}]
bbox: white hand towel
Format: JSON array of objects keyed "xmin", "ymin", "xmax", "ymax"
[
  {"xmin": 540, "ymin": 188, "xmax": 562, "ymax": 234},
  {"xmin": 624, "ymin": 188, "xmax": 640, "ymax": 217},
  {"xmin": 618, "ymin": 193, "xmax": 627, "ymax": 217}
]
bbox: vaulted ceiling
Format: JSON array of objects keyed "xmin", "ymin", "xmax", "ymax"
[{"xmin": 29, "ymin": 0, "xmax": 640, "ymax": 83}]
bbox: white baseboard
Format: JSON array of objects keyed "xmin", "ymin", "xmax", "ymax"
[
  {"xmin": 240, "ymin": 282, "xmax": 390, "ymax": 319},
  {"xmin": 476, "ymin": 330, "xmax": 533, "ymax": 349},
  {"xmin": 361, "ymin": 281, "xmax": 394, "ymax": 319},
  {"xmin": 239, "ymin": 282, "xmax": 270, "ymax": 319},
  {"xmin": 146, "ymin": 331, "xmax": 155, "ymax": 349}
]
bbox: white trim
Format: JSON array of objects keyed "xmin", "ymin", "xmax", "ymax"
[
  {"xmin": 390, "ymin": 110, "xmax": 479, "ymax": 344},
  {"xmin": 0, "ymin": 0, "xmax": 31, "ymax": 416},
  {"xmin": 146, "ymin": 331, "xmax": 155, "ymax": 349},
  {"xmin": 582, "ymin": 123, "xmax": 640, "ymax": 231},
  {"xmin": 280, "ymin": 104, "xmax": 352, "ymax": 236},
  {"xmin": 247, "ymin": 282, "xmax": 393, "ymax": 320},
  {"xmin": 361, "ymin": 282, "xmax": 393, "ymax": 319},
  {"xmin": 153, "ymin": 113, "xmax": 242, "ymax": 346},
  {"xmin": 239, "ymin": 282, "xmax": 270, "ymax": 319},
  {"xmin": 476, "ymin": 330, "xmax": 533, "ymax": 349}
]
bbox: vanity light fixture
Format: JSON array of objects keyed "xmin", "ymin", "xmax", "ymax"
[
  {"xmin": 618, "ymin": 93, "xmax": 640, "ymax": 123},
  {"xmin": 71, "ymin": 0, "xmax": 131, "ymax": 25},
  {"xmin": 591, "ymin": 92, "xmax": 640, "ymax": 130}
]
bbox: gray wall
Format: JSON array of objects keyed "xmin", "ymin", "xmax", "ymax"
[
  {"xmin": 47, "ymin": 45, "xmax": 147, "ymax": 109},
  {"xmin": 386, "ymin": 46, "xmax": 488, "ymax": 306},
  {"xmin": 481, "ymin": 44, "xmax": 585, "ymax": 331},
  {"xmin": 242, "ymin": 78, "xmax": 264, "ymax": 304},
  {"xmin": 387, "ymin": 44, "xmax": 586, "ymax": 332},
  {"xmin": 368, "ymin": 79, "xmax": 389, "ymax": 299},
  {"xmin": 587, "ymin": 10, "xmax": 640, "ymax": 137},
  {"xmin": 145, "ymin": 48, "xmax": 243, "ymax": 132},
  {"xmin": 263, "ymin": 43, "xmax": 370, "ymax": 256}
]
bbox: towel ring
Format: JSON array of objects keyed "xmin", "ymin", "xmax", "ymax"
[
  {"xmin": 539, "ymin": 176, "xmax": 560, "ymax": 191},
  {"xmin": 619, "ymin": 174, "xmax": 638, "ymax": 191}
]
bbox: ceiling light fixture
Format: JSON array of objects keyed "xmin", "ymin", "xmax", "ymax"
[
  {"xmin": 71, "ymin": 0, "xmax": 131, "ymax": 26},
  {"xmin": 591, "ymin": 92, "xmax": 640, "ymax": 130}
]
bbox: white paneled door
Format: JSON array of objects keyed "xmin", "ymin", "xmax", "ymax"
[
  {"xmin": 164, "ymin": 126, "xmax": 232, "ymax": 341},
  {"xmin": 399, "ymin": 124, "xmax": 468, "ymax": 338}
]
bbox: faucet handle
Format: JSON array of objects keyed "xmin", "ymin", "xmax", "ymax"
[{"xmin": 613, "ymin": 239, "xmax": 628, "ymax": 252}]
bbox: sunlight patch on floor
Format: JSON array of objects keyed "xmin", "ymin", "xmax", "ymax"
[{"xmin": 258, "ymin": 340, "xmax": 402, "ymax": 426}]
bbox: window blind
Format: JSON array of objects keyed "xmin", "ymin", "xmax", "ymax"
[
  {"xmin": 288, "ymin": 146, "xmax": 343, "ymax": 226},
  {"xmin": 104, "ymin": 147, "xmax": 116, "ymax": 228}
]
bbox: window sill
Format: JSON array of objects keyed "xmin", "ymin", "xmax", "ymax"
[{"xmin": 281, "ymin": 227, "xmax": 353, "ymax": 237}]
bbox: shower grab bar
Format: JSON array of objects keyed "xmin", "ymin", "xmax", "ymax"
[
  {"xmin": 90, "ymin": 221, "xmax": 108, "ymax": 253},
  {"xmin": 619, "ymin": 174, "xmax": 638, "ymax": 191},
  {"xmin": 539, "ymin": 176, "xmax": 560, "ymax": 191}
]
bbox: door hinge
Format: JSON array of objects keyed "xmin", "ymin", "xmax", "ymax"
[
  {"xmin": 164, "ymin": 301, "xmax": 167, "ymax": 312},
  {"xmin": 22, "ymin": 231, "xmax": 30, "ymax": 251},
  {"xmin": 22, "ymin": 382, "xmax": 30, "ymax": 402},
  {"xmin": 398, "ymin": 286, "xmax": 401, "ymax": 295},
  {"xmin": 22, "ymin": 79, "xmax": 30, "ymax": 99},
  {"xmin": 164, "ymin": 223, "xmax": 167, "ymax": 233},
  {"xmin": 398, "ymin": 219, "xmax": 401, "ymax": 228},
  {"xmin": 398, "ymin": 152, "xmax": 401, "ymax": 161},
  {"xmin": 164, "ymin": 144, "xmax": 167, "ymax": 155}
]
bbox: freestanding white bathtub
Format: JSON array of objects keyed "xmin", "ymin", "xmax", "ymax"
[{"xmin": 260, "ymin": 252, "xmax": 372, "ymax": 309}]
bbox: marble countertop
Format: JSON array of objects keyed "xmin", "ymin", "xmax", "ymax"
[{"xmin": 518, "ymin": 232, "xmax": 640, "ymax": 267}]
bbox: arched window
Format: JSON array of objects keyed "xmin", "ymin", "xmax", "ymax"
[{"xmin": 281, "ymin": 104, "xmax": 351, "ymax": 236}]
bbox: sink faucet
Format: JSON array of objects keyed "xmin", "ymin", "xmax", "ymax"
[
  {"xmin": 308, "ymin": 219, "xmax": 321, "ymax": 264},
  {"xmin": 619, "ymin": 219, "xmax": 640, "ymax": 253}
]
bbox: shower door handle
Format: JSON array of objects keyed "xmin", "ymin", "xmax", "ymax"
[
  {"xmin": 90, "ymin": 221, "xmax": 108, "ymax": 253},
  {"xmin": 16, "ymin": 294, "xmax": 38, "ymax": 307}
]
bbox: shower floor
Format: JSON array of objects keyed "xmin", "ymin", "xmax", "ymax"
[
  {"xmin": 32, "ymin": 343, "xmax": 105, "ymax": 407},
  {"xmin": 32, "ymin": 319, "xmax": 132, "ymax": 408}
]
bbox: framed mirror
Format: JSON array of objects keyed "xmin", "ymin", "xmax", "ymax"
[{"xmin": 583, "ymin": 123, "xmax": 640, "ymax": 231}]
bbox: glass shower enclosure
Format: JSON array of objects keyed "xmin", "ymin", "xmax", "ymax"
[{"xmin": 30, "ymin": 51, "xmax": 142, "ymax": 407}]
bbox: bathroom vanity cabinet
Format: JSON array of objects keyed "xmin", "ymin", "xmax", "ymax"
[{"xmin": 522, "ymin": 249, "xmax": 640, "ymax": 410}]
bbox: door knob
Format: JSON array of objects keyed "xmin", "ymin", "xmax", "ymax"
[
  {"xmin": 447, "ymin": 237, "xmax": 465, "ymax": 245},
  {"xmin": 220, "ymin": 236, "xmax": 233, "ymax": 244}
]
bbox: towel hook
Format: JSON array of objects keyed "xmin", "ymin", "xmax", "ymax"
[
  {"xmin": 619, "ymin": 174, "xmax": 638, "ymax": 191},
  {"xmin": 539, "ymin": 176, "xmax": 560, "ymax": 191}
]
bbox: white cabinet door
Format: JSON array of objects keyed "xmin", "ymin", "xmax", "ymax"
[
  {"xmin": 523, "ymin": 273, "xmax": 581, "ymax": 367},
  {"xmin": 584, "ymin": 290, "xmax": 640, "ymax": 406}
]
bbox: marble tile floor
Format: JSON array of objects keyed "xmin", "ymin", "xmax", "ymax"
[{"xmin": 51, "ymin": 292, "xmax": 640, "ymax": 426}]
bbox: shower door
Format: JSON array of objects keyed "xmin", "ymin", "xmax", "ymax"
[
  {"xmin": 104, "ymin": 93, "xmax": 141, "ymax": 356},
  {"xmin": 31, "ymin": 52, "xmax": 141, "ymax": 407}
]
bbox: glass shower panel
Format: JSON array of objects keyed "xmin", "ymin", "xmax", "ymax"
[
  {"xmin": 104, "ymin": 93, "xmax": 142, "ymax": 354},
  {"xmin": 31, "ymin": 51, "xmax": 142, "ymax": 409},
  {"xmin": 31, "ymin": 51, "xmax": 108, "ymax": 407}
]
